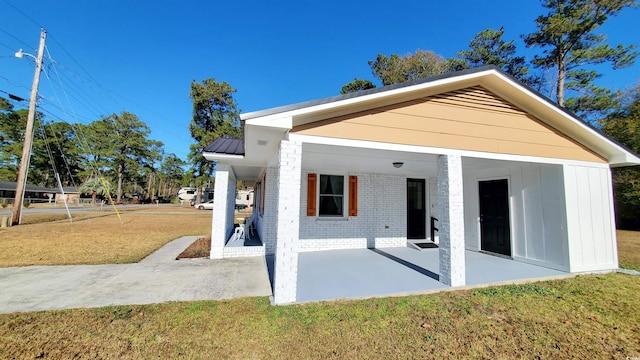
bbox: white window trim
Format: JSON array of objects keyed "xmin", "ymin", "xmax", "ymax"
[{"xmin": 316, "ymin": 172, "xmax": 348, "ymax": 218}]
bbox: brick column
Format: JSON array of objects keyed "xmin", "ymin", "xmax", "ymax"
[
  {"xmin": 437, "ymin": 154, "xmax": 466, "ymax": 286},
  {"xmin": 263, "ymin": 167, "xmax": 278, "ymax": 255},
  {"xmin": 272, "ymin": 140, "xmax": 302, "ymax": 304},
  {"xmin": 210, "ymin": 164, "xmax": 235, "ymax": 259}
]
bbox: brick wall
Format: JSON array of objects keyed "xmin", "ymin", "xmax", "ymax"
[
  {"xmin": 298, "ymin": 170, "xmax": 407, "ymax": 251},
  {"xmin": 262, "ymin": 167, "xmax": 278, "ymax": 255},
  {"xmin": 437, "ymin": 155, "xmax": 466, "ymax": 286},
  {"xmin": 210, "ymin": 164, "xmax": 236, "ymax": 259},
  {"xmin": 272, "ymin": 140, "xmax": 302, "ymax": 304}
]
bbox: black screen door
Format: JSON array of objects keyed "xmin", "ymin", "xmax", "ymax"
[
  {"xmin": 479, "ymin": 179, "xmax": 511, "ymax": 256},
  {"xmin": 407, "ymin": 179, "xmax": 426, "ymax": 239}
]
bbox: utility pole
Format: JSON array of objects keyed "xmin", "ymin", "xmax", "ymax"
[{"xmin": 12, "ymin": 28, "xmax": 46, "ymax": 225}]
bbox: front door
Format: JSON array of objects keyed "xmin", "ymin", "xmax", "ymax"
[
  {"xmin": 407, "ymin": 179, "xmax": 426, "ymax": 239},
  {"xmin": 479, "ymin": 179, "xmax": 511, "ymax": 256}
]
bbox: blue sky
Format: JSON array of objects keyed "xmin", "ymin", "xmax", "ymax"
[{"xmin": 1, "ymin": 0, "xmax": 638, "ymax": 162}]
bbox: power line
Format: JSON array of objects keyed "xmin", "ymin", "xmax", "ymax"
[
  {"xmin": 0, "ymin": 27, "xmax": 33, "ymax": 50},
  {"xmin": 0, "ymin": 75, "xmax": 32, "ymax": 92},
  {"xmin": 0, "ymin": 0, "xmax": 45, "ymax": 29},
  {"xmin": 0, "ymin": 89, "xmax": 26, "ymax": 101},
  {"xmin": 0, "ymin": 40, "xmax": 15, "ymax": 52},
  {"xmin": 42, "ymin": 51, "xmax": 195, "ymax": 144},
  {"xmin": 5, "ymin": 26, "xmax": 193, "ymax": 159}
]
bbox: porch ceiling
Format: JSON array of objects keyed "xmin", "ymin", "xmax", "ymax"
[
  {"xmin": 302, "ymin": 143, "xmax": 541, "ymax": 176},
  {"xmin": 302, "ymin": 143, "xmax": 440, "ymax": 176}
]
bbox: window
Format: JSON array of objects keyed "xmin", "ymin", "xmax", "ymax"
[
  {"xmin": 319, "ymin": 175, "xmax": 344, "ymax": 216},
  {"xmin": 307, "ymin": 173, "xmax": 357, "ymax": 217}
]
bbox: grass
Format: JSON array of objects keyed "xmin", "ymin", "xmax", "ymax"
[
  {"xmin": 0, "ymin": 205, "xmax": 212, "ymax": 267},
  {"xmin": 0, "ymin": 273, "xmax": 638, "ymax": 359},
  {"xmin": 617, "ymin": 230, "xmax": 640, "ymax": 271},
  {"xmin": 176, "ymin": 237, "xmax": 211, "ymax": 259},
  {"xmin": 0, "ymin": 212, "xmax": 639, "ymax": 358}
]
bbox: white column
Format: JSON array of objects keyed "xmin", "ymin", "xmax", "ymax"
[
  {"xmin": 437, "ymin": 154, "xmax": 466, "ymax": 286},
  {"xmin": 263, "ymin": 167, "xmax": 278, "ymax": 255},
  {"xmin": 210, "ymin": 164, "xmax": 235, "ymax": 259},
  {"xmin": 272, "ymin": 140, "xmax": 302, "ymax": 304}
]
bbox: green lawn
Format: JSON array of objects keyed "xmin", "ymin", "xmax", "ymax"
[
  {"xmin": 1, "ymin": 273, "xmax": 639, "ymax": 359},
  {"xmin": 1, "ymin": 218, "xmax": 639, "ymax": 358}
]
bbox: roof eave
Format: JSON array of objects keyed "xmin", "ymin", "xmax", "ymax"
[{"xmin": 202, "ymin": 152, "xmax": 245, "ymax": 162}]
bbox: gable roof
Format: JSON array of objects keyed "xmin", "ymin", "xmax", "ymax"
[
  {"xmin": 242, "ymin": 66, "xmax": 501, "ymax": 121},
  {"xmin": 239, "ymin": 66, "xmax": 640, "ymax": 167}
]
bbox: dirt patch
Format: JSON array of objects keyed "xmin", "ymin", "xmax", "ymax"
[{"xmin": 176, "ymin": 237, "xmax": 211, "ymax": 259}]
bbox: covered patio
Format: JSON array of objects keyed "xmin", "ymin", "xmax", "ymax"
[{"xmin": 295, "ymin": 247, "xmax": 568, "ymax": 303}]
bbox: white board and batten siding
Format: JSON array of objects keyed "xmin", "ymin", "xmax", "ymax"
[
  {"xmin": 463, "ymin": 162, "xmax": 617, "ymax": 273},
  {"xmin": 563, "ymin": 164, "xmax": 618, "ymax": 272},
  {"xmin": 510, "ymin": 165, "xmax": 569, "ymax": 271},
  {"xmin": 463, "ymin": 163, "xmax": 571, "ymax": 272}
]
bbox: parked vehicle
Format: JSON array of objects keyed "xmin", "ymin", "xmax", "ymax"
[
  {"xmin": 194, "ymin": 199, "xmax": 214, "ymax": 210},
  {"xmin": 177, "ymin": 187, "xmax": 197, "ymax": 202}
]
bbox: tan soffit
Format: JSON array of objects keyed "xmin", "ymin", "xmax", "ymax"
[{"xmin": 291, "ymin": 86, "xmax": 606, "ymax": 163}]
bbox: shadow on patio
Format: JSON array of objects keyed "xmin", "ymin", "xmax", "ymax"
[{"xmin": 295, "ymin": 247, "xmax": 569, "ymax": 303}]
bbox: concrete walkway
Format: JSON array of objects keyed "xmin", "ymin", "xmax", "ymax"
[{"xmin": 0, "ymin": 236, "xmax": 272, "ymax": 313}]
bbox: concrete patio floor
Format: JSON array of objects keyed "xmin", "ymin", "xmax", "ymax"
[{"xmin": 296, "ymin": 247, "xmax": 569, "ymax": 303}]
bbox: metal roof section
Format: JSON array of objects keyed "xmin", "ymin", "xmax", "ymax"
[{"xmin": 203, "ymin": 137, "xmax": 244, "ymax": 156}]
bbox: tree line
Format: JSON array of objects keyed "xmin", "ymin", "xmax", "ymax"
[
  {"xmin": 1, "ymin": 0, "xmax": 638, "ymax": 228},
  {"xmin": 0, "ymin": 99, "xmax": 188, "ymax": 203},
  {"xmin": 337, "ymin": 0, "xmax": 640, "ymax": 228}
]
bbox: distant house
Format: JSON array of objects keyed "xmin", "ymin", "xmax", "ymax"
[
  {"xmin": 236, "ymin": 189, "xmax": 254, "ymax": 208},
  {"xmin": 55, "ymin": 187, "xmax": 80, "ymax": 205},
  {"xmin": 203, "ymin": 66, "xmax": 640, "ymax": 304},
  {"xmin": 0, "ymin": 180, "xmax": 55, "ymax": 203}
]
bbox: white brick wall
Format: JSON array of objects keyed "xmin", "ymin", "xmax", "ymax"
[
  {"xmin": 210, "ymin": 164, "xmax": 236, "ymax": 259},
  {"xmin": 437, "ymin": 155, "xmax": 466, "ymax": 286},
  {"xmin": 272, "ymin": 140, "xmax": 302, "ymax": 304},
  {"xmin": 262, "ymin": 167, "xmax": 278, "ymax": 255},
  {"xmin": 223, "ymin": 245, "xmax": 266, "ymax": 258},
  {"xmin": 226, "ymin": 171, "xmax": 236, "ymax": 239},
  {"xmin": 298, "ymin": 171, "xmax": 407, "ymax": 251}
]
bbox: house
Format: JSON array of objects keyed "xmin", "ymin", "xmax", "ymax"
[
  {"xmin": 203, "ymin": 66, "xmax": 640, "ymax": 305},
  {"xmin": 0, "ymin": 180, "xmax": 55, "ymax": 203},
  {"xmin": 55, "ymin": 186, "xmax": 80, "ymax": 205}
]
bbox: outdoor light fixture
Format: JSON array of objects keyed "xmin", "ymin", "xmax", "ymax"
[
  {"xmin": 392, "ymin": 162, "xmax": 404, "ymax": 168},
  {"xmin": 14, "ymin": 49, "xmax": 36, "ymax": 60}
]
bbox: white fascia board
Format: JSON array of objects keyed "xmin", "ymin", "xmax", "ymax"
[
  {"xmin": 609, "ymin": 153, "xmax": 640, "ymax": 167},
  {"xmin": 202, "ymin": 152, "xmax": 244, "ymax": 162},
  {"xmin": 289, "ymin": 134, "xmax": 611, "ymax": 169}
]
